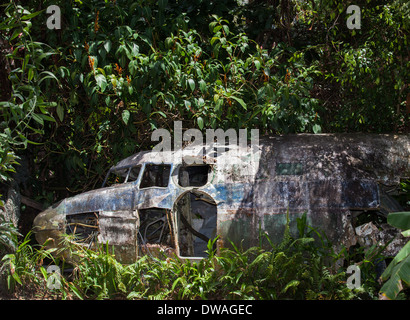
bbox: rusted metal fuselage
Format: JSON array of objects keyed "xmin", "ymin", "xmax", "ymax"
[{"xmin": 33, "ymin": 134, "xmax": 410, "ymax": 263}]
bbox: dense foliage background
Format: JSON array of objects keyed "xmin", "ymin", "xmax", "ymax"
[
  {"xmin": 0, "ymin": 0, "xmax": 409, "ymax": 209},
  {"xmin": 0, "ymin": 0, "xmax": 409, "ymax": 301}
]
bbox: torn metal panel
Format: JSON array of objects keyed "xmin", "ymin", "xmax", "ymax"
[
  {"xmin": 98, "ymin": 210, "xmax": 139, "ymax": 264},
  {"xmin": 33, "ymin": 134, "xmax": 410, "ymax": 263}
]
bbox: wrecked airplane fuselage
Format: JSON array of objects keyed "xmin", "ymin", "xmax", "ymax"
[{"xmin": 33, "ymin": 134, "xmax": 410, "ymax": 263}]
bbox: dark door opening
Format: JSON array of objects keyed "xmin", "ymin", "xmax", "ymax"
[
  {"xmin": 174, "ymin": 191, "xmax": 217, "ymax": 258},
  {"xmin": 137, "ymin": 208, "xmax": 175, "ymax": 257}
]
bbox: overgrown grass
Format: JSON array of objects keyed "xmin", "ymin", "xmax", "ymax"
[
  {"xmin": 0, "ymin": 231, "xmax": 58, "ymax": 298},
  {"xmin": 0, "ymin": 214, "xmax": 391, "ymax": 300}
]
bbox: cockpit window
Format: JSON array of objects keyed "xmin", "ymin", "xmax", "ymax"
[
  {"xmin": 178, "ymin": 165, "xmax": 211, "ymax": 187},
  {"xmin": 103, "ymin": 165, "xmax": 141, "ymax": 187},
  {"xmin": 140, "ymin": 164, "xmax": 171, "ymax": 188},
  {"xmin": 127, "ymin": 166, "xmax": 141, "ymax": 182},
  {"xmin": 104, "ymin": 169, "xmax": 127, "ymax": 186}
]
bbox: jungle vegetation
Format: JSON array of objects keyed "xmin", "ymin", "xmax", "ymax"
[{"xmin": 0, "ymin": 0, "xmax": 409, "ymax": 300}]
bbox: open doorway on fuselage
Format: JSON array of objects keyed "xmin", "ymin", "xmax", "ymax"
[
  {"xmin": 137, "ymin": 208, "xmax": 176, "ymax": 258},
  {"xmin": 173, "ymin": 191, "xmax": 217, "ymax": 258}
]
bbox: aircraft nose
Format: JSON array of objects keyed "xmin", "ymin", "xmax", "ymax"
[{"xmin": 33, "ymin": 206, "xmax": 65, "ymax": 247}]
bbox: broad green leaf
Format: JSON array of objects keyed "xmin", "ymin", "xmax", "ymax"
[
  {"xmin": 184, "ymin": 100, "xmax": 191, "ymax": 110},
  {"xmin": 122, "ymin": 110, "xmax": 130, "ymax": 125},
  {"xmin": 381, "ymin": 241, "xmax": 410, "ymax": 280},
  {"xmin": 39, "ymin": 114, "xmax": 55, "ymax": 122},
  {"xmin": 56, "ymin": 104, "xmax": 64, "ymax": 122},
  {"xmin": 197, "ymin": 116, "xmax": 204, "ymax": 130},
  {"xmin": 231, "ymin": 96, "xmax": 246, "ymax": 110},
  {"xmin": 128, "ymin": 60, "xmax": 138, "ymax": 76},
  {"xmin": 254, "ymin": 60, "xmax": 261, "ymax": 70},
  {"xmin": 104, "ymin": 40, "xmax": 112, "ymax": 53},
  {"xmin": 151, "ymin": 111, "xmax": 167, "ymax": 118},
  {"xmin": 210, "ymin": 37, "xmax": 219, "ymax": 46},
  {"xmin": 96, "ymin": 68, "xmax": 106, "ymax": 77},
  {"xmin": 380, "ymin": 254, "xmax": 410, "ymax": 299},
  {"xmin": 127, "ymin": 43, "xmax": 139, "ymax": 58},
  {"xmin": 39, "ymin": 102, "xmax": 57, "ymax": 109},
  {"xmin": 402, "ymin": 230, "xmax": 410, "ymax": 237},
  {"xmin": 21, "ymin": 10, "xmax": 43, "ymax": 20},
  {"xmin": 313, "ymin": 124, "xmax": 322, "ymax": 134},
  {"xmin": 209, "ymin": 21, "xmax": 218, "ymax": 33},
  {"xmin": 165, "ymin": 37, "xmax": 173, "ymax": 49},
  {"xmin": 213, "ymin": 25, "xmax": 222, "ymax": 33},
  {"xmin": 12, "ymin": 271, "xmax": 22, "ymax": 285},
  {"xmin": 10, "ymin": 29, "xmax": 22, "ymax": 41},
  {"xmin": 188, "ymin": 78, "xmax": 195, "ymax": 92},
  {"xmin": 387, "ymin": 212, "xmax": 410, "ymax": 230},
  {"xmin": 215, "ymin": 99, "xmax": 223, "ymax": 112},
  {"xmin": 31, "ymin": 113, "xmax": 44, "ymax": 125},
  {"xmin": 105, "ymin": 96, "xmax": 110, "ymax": 107},
  {"xmin": 199, "ymin": 79, "xmax": 207, "ymax": 93},
  {"xmin": 95, "ymin": 74, "xmax": 107, "ymax": 92}
]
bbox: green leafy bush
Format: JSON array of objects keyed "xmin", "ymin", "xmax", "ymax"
[{"xmin": 0, "ymin": 2, "xmax": 58, "ymax": 206}]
